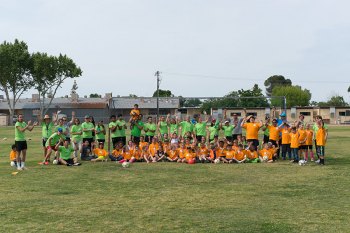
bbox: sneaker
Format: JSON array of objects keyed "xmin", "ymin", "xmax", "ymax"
[
  {"xmin": 311, "ymin": 158, "xmax": 314, "ymax": 162},
  {"xmin": 21, "ymin": 166, "xmax": 28, "ymax": 170},
  {"xmin": 66, "ymin": 163, "xmax": 73, "ymax": 166},
  {"xmin": 315, "ymin": 159, "xmax": 320, "ymax": 164},
  {"xmin": 73, "ymin": 163, "xmax": 81, "ymax": 166},
  {"xmin": 17, "ymin": 167, "xmax": 23, "ymax": 171}
]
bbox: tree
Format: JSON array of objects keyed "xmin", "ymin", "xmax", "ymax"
[
  {"xmin": 264, "ymin": 75, "xmax": 292, "ymax": 97},
  {"xmin": 271, "ymin": 85, "xmax": 311, "ymax": 108},
  {"xmin": 318, "ymin": 95, "xmax": 348, "ymax": 107},
  {"xmin": 31, "ymin": 53, "xmax": 82, "ymax": 117},
  {"xmin": 89, "ymin": 93, "xmax": 102, "ymax": 98},
  {"xmin": 182, "ymin": 98, "xmax": 202, "ymax": 107},
  {"xmin": 152, "ymin": 89, "xmax": 173, "ymax": 97},
  {"xmin": 0, "ymin": 39, "xmax": 33, "ymax": 124}
]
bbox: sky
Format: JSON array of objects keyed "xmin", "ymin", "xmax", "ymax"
[{"xmin": 1, "ymin": 0, "xmax": 350, "ymax": 103}]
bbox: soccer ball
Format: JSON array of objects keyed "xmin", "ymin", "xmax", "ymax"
[
  {"xmin": 122, "ymin": 161, "xmax": 130, "ymax": 168},
  {"xmin": 298, "ymin": 160, "xmax": 306, "ymax": 166},
  {"xmin": 262, "ymin": 155, "xmax": 269, "ymax": 162},
  {"xmin": 52, "ymin": 159, "xmax": 58, "ymax": 165},
  {"xmin": 188, "ymin": 158, "xmax": 196, "ymax": 164},
  {"xmin": 214, "ymin": 158, "xmax": 220, "ymax": 164},
  {"xmin": 10, "ymin": 161, "xmax": 16, "ymax": 167}
]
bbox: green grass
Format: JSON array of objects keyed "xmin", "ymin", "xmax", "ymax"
[{"xmin": 0, "ymin": 126, "xmax": 350, "ymax": 232}]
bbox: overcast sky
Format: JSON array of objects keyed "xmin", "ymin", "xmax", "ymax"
[{"xmin": 1, "ymin": 0, "xmax": 350, "ymax": 103}]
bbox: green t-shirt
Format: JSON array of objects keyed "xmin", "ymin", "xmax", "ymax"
[
  {"xmin": 180, "ymin": 121, "xmax": 193, "ymax": 136},
  {"xmin": 81, "ymin": 122, "xmax": 94, "ymax": 138},
  {"xmin": 264, "ymin": 128, "xmax": 270, "ymax": 136},
  {"xmin": 55, "ymin": 125, "xmax": 67, "ymax": 135},
  {"xmin": 15, "ymin": 121, "xmax": 27, "ymax": 141},
  {"xmin": 41, "ymin": 122, "xmax": 54, "ymax": 139},
  {"xmin": 95, "ymin": 125, "xmax": 105, "ymax": 140},
  {"xmin": 109, "ymin": 121, "xmax": 118, "ymax": 138},
  {"xmin": 159, "ymin": 121, "xmax": 168, "ymax": 134},
  {"xmin": 70, "ymin": 125, "xmax": 82, "ymax": 142},
  {"xmin": 222, "ymin": 125, "xmax": 235, "ymax": 137},
  {"xmin": 194, "ymin": 122, "xmax": 207, "ymax": 136},
  {"xmin": 131, "ymin": 121, "xmax": 144, "ymax": 137},
  {"xmin": 208, "ymin": 126, "xmax": 219, "ymax": 140},
  {"xmin": 116, "ymin": 120, "xmax": 126, "ymax": 137},
  {"xmin": 169, "ymin": 123, "xmax": 178, "ymax": 135},
  {"xmin": 46, "ymin": 132, "xmax": 65, "ymax": 147},
  {"xmin": 59, "ymin": 146, "xmax": 74, "ymax": 160},
  {"xmin": 144, "ymin": 123, "xmax": 157, "ymax": 136}
]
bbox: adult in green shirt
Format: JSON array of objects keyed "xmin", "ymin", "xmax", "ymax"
[
  {"xmin": 95, "ymin": 120, "xmax": 106, "ymax": 144},
  {"xmin": 208, "ymin": 118, "xmax": 220, "ymax": 142},
  {"xmin": 116, "ymin": 114, "xmax": 127, "ymax": 145},
  {"xmin": 37, "ymin": 114, "xmax": 55, "ymax": 159},
  {"xmin": 70, "ymin": 118, "xmax": 83, "ymax": 158},
  {"xmin": 194, "ymin": 114, "xmax": 208, "ymax": 142},
  {"xmin": 158, "ymin": 115, "xmax": 169, "ymax": 138},
  {"xmin": 180, "ymin": 116, "xmax": 194, "ymax": 137},
  {"xmin": 81, "ymin": 115, "xmax": 94, "ymax": 149},
  {"xmin": 168, "ymin": 115, "xmax": 179, "ymax": 137},
  {"xmin": 14, "ymin": 114, "xmax": 38, "ymax": 170},
  {"xmin": 56, "ymin": 138, "xmax": 80, "ymax": 166},
  {"xmin": 144, "ymin": 116, "xmax": 157, "ymax": 143},
  {"xmin": 220, "ymin": 120, "xmax": 235, "ymax": 142},
  {"xmin": 131, "ymin": 116, "xmax": 144, "ymax": 144}
]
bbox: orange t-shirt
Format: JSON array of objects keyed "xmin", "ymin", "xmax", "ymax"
[
  {"xmin": 225, "ymin": 150, "xmax": 235, "ymax": 159},
  {"xmin": 112, "ymin": 149, "xmax": 122, "ymax": 158},
  {"xmin": 298, "ymin": 129, "xmax": 307, "ymax": 145},
  {"xmin": 259, "ymin": 149, "xmax": 273, "ymax": 160},
  {"xmin": 130, "ymin": 109, "xmax": 140, "ymax": 120},
  {"xmin": 316, "ymin": 127, "xmax": 326, "ymax": 146},
  {"xmin": 243, "ymin": 122, "xmax": 262, "ymax": 140},
  {"xmin": 139, "ymin": 141, "xmax": 148, "ymax": 150},
  {"xmin": 177, "ymin": 148, "xmax": 188, "ymax": 159},
  {"xmin": 290, "ymin": 132, "xmax": 300, "ymax": 148},
  {"xmin": 305, "ymin": 130, "xmax": 313, "ymax": 145},
  {"xmin": 123, "ymin": 151, "xmax": 132, "ymax": 160},
  {"xmin": 148, "ymin": 143, "xmax": 159, "ymax": 156},
  {"xmin": 198, "ymin": 147, "xmax": 209, "ymax": 156},
  {"xmin": 235, "ymin": 151, "xmax": 246, "ymax": 161},
  {"xmin": 10, "ymin": 150, "xmax": 16, "ymax": 161},
  {"xmin": 93, "ymin": 148, "xmax": 108, "ymax": 157},
  {"xmin": 168, "ymin": 150, "xmax": 178, "ymax": 159},
  {"xmin": 268, "ymin": 125, "xmax": 280, "ymax": 141},
  {"xmin": 216, "ymin": 147, "xmax": 226, "ymax": 157},
  {"xmin": 244, "ymin": 150, "xmax": 258, "ymax": 159},
  {"xmin": 281, "ymin": 128, "xmax": 291, "ymax": 144},
  {"xmin": 133, "ymin": 150, "xmax": 141, "ymax": 159}
]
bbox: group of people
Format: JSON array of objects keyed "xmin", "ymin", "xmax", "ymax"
[{"xmin": 11, "ymin": 104, "xmax": 328, "ymax": 170}]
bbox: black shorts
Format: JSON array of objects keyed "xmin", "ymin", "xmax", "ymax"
[
  {"xmin": 269, "ymin": 139, "xmax": 278, "ymax": 147},
  {"xmin": 196, "ymin": 135, "xmax": 205, "ymax": 143},
  {"xmin": 306, "ymin": 145, "xmax": 313, "ymax": 149},
  {"xmin": 132, "ymin": 136, "xmax": 140, "ymax": 144},
  {"xmin": 247, "ymin": 139, "xmax": 259, "ymax": 148},
  {"xmin": 299, "ymin": 145, "xmax": 308, "ymax": 150},
  {"xmin": 112, "ymin": 137, "xmax": 126, "ymax": 146},
  {"xmin": 62, "ymin": 158, "xmax": 74, "ymax": 165},
  {"xmin": 42, "ymin": 139, "xmax": 48, "ymax": 147},
  {"xmin": 82, "ymin": 138, "xmax": 94, "ymax": 147},
  {"xmin": 15, "ymin": 141, "xmax": 27, "ymax": 152},
  {"xmin": 263, "ymin": 135, "xmax": 269, "ymax": 144},
  {"xmin": 226, "ymin": 136, "xmax": 233, "ymax": 142},
  {"xmin": 145, "ymin": 135, "xmax": 154, "ymax": 143}
]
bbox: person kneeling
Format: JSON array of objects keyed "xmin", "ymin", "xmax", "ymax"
[{"xmin": 56, "ymin": 138, "xmax": 81, "ymax": 166}]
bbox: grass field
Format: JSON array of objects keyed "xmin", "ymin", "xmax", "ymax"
[{"xmin": 0, "ymin": 126, "xmax": 350, "ymax": 233}]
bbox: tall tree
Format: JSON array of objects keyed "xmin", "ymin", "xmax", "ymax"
[
  {"xmin": 89, "ymin": 93, "xmax": 102, "ymax": 98},
  {"xmin": 264, "ymin": 75, "xmax": 292, "ymax": 97},
  {"xmin": 152, "ymin": 89, "xmax": 173, "ymax": 97},
  {"xmin": 318, "ymin": 95, "xmax": 348, "ymax": 107},
  {"xmin": 271, "ymin": 85, "xmax": 311, "ymax": 108},
  {"xmin": 0, "ymin": 39, "xmax": 33, "ymax": 124},
  {"xmin": 31, "ymin": 53, "xmax": 82, "ymax": 117}
]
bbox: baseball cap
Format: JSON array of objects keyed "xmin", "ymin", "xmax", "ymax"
[
  {"xmin": 224, "ymin": 120, "xmax": 229, "ymax": 124},
  {"xmin": 44, "ymin": 114, "xmax": 50, "ymax": 119},
  {"xmin": 57, "ymin": 128, "xmax": 63, "ymax": 133},
  {"xmin": 280, "ymin": 112, "xmax": 286, "ymax": 117},
  {"xmin": 84, "ymin": 115, "xmax": 90, "ymax": 119}
]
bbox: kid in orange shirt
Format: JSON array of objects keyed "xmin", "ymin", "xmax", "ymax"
[
  {"xmin": 305, "ymin": 124, "xmax": 314, "ymax": 161},
  {"xmin": 259, "ymin": 143, "xmax": 274, "ymax": 163},
  {"xmin": 316, "ymin": 118, "xmax": 327, "ymax": 165},
  {"xmin": 244, "ymin": 144, "xmax": 259, "ymax": 163},
  {"xmin": 289, "ymin": 127, "xmax": 300, "ymax": 162},
  {"xmin": 224, "ymin": 144, "xmax": 235, "ymax": 163},
  {"xmin": 197, "ymin": 143, "xmax": 209, "ymax": 163},
  {"xmin": 110, "ymin": 143, "xmax": 123, "ymax": 161},
  {"xmin": 129, "ymin": 104, "xmax": 141, "ymax": 129},
  {"xmin": 166, "ymin": 144, "xmax": 179, "ymax": 162},
  {"xmin": 10, "ymin": 145, "xmax": 17, "ymax": 168},
  {"xmin": 91, "ymin": 142, "xmax": 108, "ymax": 162},
  {"xmin": 233, "ymin": 144, "xmax": 247, "ymax": 163},
  {"xmin": 177, "ymin": 143, "xmax": 188, "ymax": 163}
]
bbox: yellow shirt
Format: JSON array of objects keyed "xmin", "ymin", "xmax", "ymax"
[
  {"xmin": 168, "ymin": 150, "xmax": 178, "ymax": 159},
  {"xmin": 305, "ymin": 130, "xmax": 313, "ymax": 145},
  {"xmin": 243, "ymin": 122, "xmax": 262, "ymax": 140},
  {"xmin": 298, "ymin": 129, "xmax": 307, "ymax": 145}
]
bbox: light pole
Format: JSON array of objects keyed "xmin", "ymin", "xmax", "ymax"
[{"xmin": 155, "ymin": 71, "xmax": 160, "ymax": 121}]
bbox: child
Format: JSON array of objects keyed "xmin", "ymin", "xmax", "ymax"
[
  {"xmin": 206, "ymin": 143, "xmax": 216, "ymax": 163},
  {"xmin": 259, "ymin": 143, "xmax": 274, "ymax": 163},
  {"xmin": 233, "ymin": 144, "xmax": 247, "ymax": 163},
  {"xmin": 80, "ymin": 140, "xmax": 96, "ymax": 161},
  {"xmin": 157, "ymin": 143, "xmax": 166, "ymax": 162},
  {"xmin": 216, "ymin": 140, "xmax": 226, "ymax": 162},
  {"xmin": 119, "ymin": 145, "xmax": 132, "ymax": 163},
  {"xmin": 279, "ymin": 122, "xmax": 291, "ymax": 160},
  {"xmin": 316, "ymin": 118, "xmax": 327, "ymax": 165},
  {"xmin": 224, "ymin": 144, "xmax": 235, "ymax": 163},
  {"xmin": 167, "ymin": 145, "xmax": 179, "ymax": 162},
  {"xmin": 298, "ymin": 124, "xmax": 307, "ymax": 162},
  {"xmin": 110, "ymin": 143, "xmax": 124, "ymax": 161},
  {"xmin": 197, "ymin": 142, "xmax": 209, "ymax": 163},
  {"xmin": 10, "ymin": 145, "xmax": 17, "ymax": 168},
  {"xmin": 91, "ymin": 142, "xmax": 108, "ymax": 162},
  {"xmin": 139, "ymin": 136, "xmax": 148, "ymax": 151},
  {"xmin": 131, "ymin": 145, "xmax": 142, "ymax": 162},
  {"xmin": 56, "ymin": 138, "xmax": 81, "ymax": 166},
  {"xmin": 244, "ymin": 144, "xmax": 259, "ymax": 163},
  {"xmin": 129, "ymin": 104, "xmax": 140, "ymax": 129},
  {"xmin": 289, "ymin": 127, "xmax": 300, "ymax": 163},
  {"xmin": 305, "ymin": 124, "xmax": 314, "ymax": 161},
  {"xmin": 177, "ymin": 143, "xmax": 187, "ymax": 163}
]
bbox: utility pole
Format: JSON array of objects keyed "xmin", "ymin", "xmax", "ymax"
[{"xmin": 155, "ymin": 71, "xmax": 161, "ymax": 121}]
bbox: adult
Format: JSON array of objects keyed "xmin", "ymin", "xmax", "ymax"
[
  {"xmin": 37, "ymin": 113, "xmax": 55, "ymax": 159},
  {"xmin": 241, "ymin": 115, "xmax": 263, "ymax": 149},
  {"xmin": 15, "ymin": 114, "xmax": 38, "ymax": 170},
  {"xmin": 220, "ymin": 120, "xmax": 235, "ymax": 142},
  {"xmin": 193, "ymin": 113, "xmax": 208, "ymax": 143},
  {"xmin": 168, "ymin": 115, "xmax": 179, "ymax": 137},
  {"xmin": 81, "ymin": 115, "xmax": 94, "ymax": 150},
  {"xmin": 144, "ymin": 116, "xmax": 157, "ymax": 143},
  {"xmin": 224, "ymin": 109, "xmax": 246, "ymax": 140},
  {"xmin": 179, "ymin": 116, "xmax": 194, "ymax": 138},
  {"xmin": 158, "ymin": 114, "xmax": 169, "ymax": 138},
  {"xmin": 131, "ymin": 115, "xmax": 144, "ymax": 144},
  {"xmin": 70, "ymin": 118, "xmax": 83, "ymax": 159},
  {"xmin": 56, "ymin": 111, "xmax": 75, "ymax": 138},
  {"xmin": 207, "ymin": 118, "xmax": 219, "ymax": 142},
  {"xmin": 95, "ymin": 120, "xmax": 106, "ymax": 145},
  {"xmin": 116, "ymin": 114, "xmax": 127, "ymax": 145}
]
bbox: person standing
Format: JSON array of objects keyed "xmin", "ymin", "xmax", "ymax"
[
  {"xmin": 144, "ymin": 116, "xmax": 157, "ymax": 143},
  {"xmin": 71, "ymin": 118, "xmax": 83, "ymax": 159},
  {"xmin": 241, "ymin": 115, "xmax": 263, "ymax": 150},
  {"xmin": 95, "ymin": 120, "xmax": 106, "ymax": 145},
  {"xmin": 194, "ymin": 113, "xmax": 208, "ymax": 143},
  {"xmin": 224, "ymin": 109, "xmax": 246, "ymax": 140},
  {"xmin": 116, "ymin": 114, "xmax": 127, "ymax": 146},
  {"xmin": 179, "ymin": 116, "xmax": 194, "ymax": 138},
  {"xmin": 131, "ymin": 115, "xmax": 144, "ymax": 144},
  {"xmin": 81, "ymin": 115, "xmax": 94, "ymax": 150},
  {"xmin": 37, "ymin": 114, "xmax": 55, "ymax": 159},
  {"xmin": 15, "ymin": 114, "xmax": 38, "ymax": 170}
]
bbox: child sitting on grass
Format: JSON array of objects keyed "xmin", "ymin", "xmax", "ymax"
[
  {"xmin": 110, "ymin": 143, "xmax": 123, "ymax": 161},
  {"xmin": 233, "ymin": 144, "xmax": 247, "ymax": 163},
  {"xmin": 10, "ymin": 144, "xmax": 17, "ymax": 168},
  {"xmin": 91, "ymin": 142, "xmax": 108, "ymax": 162},
  {"xmin": 259, "ymin": 143, "xmax": 274, "ymax": 163},
  {"xmin": 244, "ymin": 144, "xmax": 259, "ymax": 163},
  {"xmin": 166, "ymin": 144, "xmax": 179, "ymax": 162}
]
